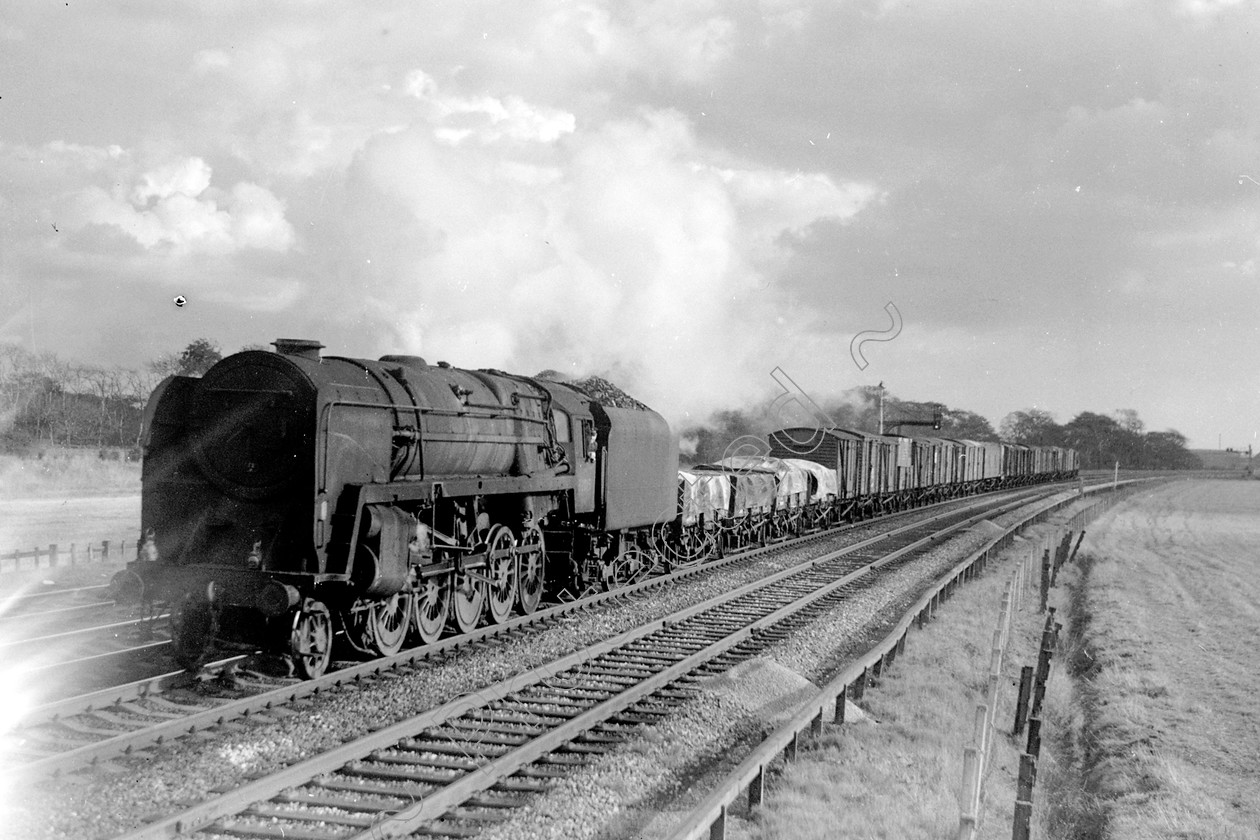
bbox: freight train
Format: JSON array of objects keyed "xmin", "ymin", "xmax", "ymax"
[{"xmin": 114, "ymin": 340, "xmax": 1077, "ymax": 678}]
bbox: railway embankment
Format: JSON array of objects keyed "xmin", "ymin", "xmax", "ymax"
[{"xmin": 679, "ymin": 489, "xmax": 1134, "ymax": 840}]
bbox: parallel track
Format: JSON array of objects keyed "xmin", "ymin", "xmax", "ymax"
[
  {"xmin": 4, "ymin": 484, "xmax": 1075, "ymax": 786},
  {"xmin": 91, "ymin": 486, "xmax": 1059, "ymax": 839}
]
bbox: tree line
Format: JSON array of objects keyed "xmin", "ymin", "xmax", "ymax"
[
  {"xmin": 0, "ymin": 339, "xmax": 223, "ymax": 453},
  {"xmin": 997, "ymin": 407, "xmax": 1200, "ymax": 470},
  {"xmin": 683, "ymin": 387, "xmax": 1201, "ymax": 471},
  {"xmin": 2, "ymin": 340, "xmax": 1201, "ymax": 471}
]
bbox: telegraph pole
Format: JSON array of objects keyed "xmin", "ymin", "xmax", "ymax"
[{"xmin": 878, "ymin": 382, "xmax": 885, "ymax": 435}]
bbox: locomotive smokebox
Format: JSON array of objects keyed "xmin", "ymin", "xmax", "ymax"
[{"xmin": 272, "ymin": 338, "xmax": 325, "ymax": 360}]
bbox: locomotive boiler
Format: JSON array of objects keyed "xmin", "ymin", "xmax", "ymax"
[{"xmin": 118, "ymin": 339, "xmax": 677, "ymax": 677}]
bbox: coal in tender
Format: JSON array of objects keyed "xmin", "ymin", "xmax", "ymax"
[{"xmin": 567, "ymin": 375, "xmax": 650, "ymax": 411}]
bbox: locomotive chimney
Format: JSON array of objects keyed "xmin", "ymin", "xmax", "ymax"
[{"xmin": 272, "ymin": 338, "xmax": 325, "ymax": 360}]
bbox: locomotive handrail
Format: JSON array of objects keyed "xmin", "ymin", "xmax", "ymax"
[
  {"xmin": 317, "ymin": 398, "xmax": 553, "ymax": 491},
  {"xmin": 320, "ymin": 397, "xmax": 553, "ymax": 422}
]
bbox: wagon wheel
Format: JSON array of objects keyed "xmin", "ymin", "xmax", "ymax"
[
  {"xmin": 410, "ymin": 572, "xmax": 451, "ymax": 645},
  {"xmin": 484, "ymin": 525, "xmax": 518, "ymax": 625},
  {"xmin": 516, "ymin": 524, "xmax": 546, "ymax": 615},
  {"xmin": 622, "ymin": 547, "xmax": 655, "ymax": 584},
  {"xmin": 603, "ymin": 546, "xmax": 653, "ymax": 590},
  {"xmin": 366, "ymin": 591, "xmax": 410, "ymax": 657},
  {"xmin": 790, "ymin": 510, "xmax": 804, "ymax": 537},
  {"xmin": 290, "ymin": 599, "xmax": 333, "ymax": 679},
  {"xmin": 450, "ymin": 565, "xmax": 486, "ymax": 635},
  {"xmin": 172, "ymin": 596, "xmax": 216, "ymax": 671},
  {"xmin": 679, "ymin": 529, "xmax": 714, "ymax": 566}
]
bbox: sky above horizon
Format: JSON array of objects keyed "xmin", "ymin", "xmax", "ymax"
[{"xmin": 1, "ymin": 0, "xmax": 1257, "ymax": 450}]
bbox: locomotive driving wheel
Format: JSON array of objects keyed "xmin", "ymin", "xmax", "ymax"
[
  {"xmin": 485, "ymin": 525, "xmax": 517, "ymax": 625},
  {"xmin": 366, "ymin": 592, "xmax": 410, "ymax": 657},
  {"xmin": 516, "ymin": 524, "xmax": 545, "ymax": 615},
  {"xmin": 290, "ymin": 599, "xmax": 332, "ymax": 679},
  {"xmin": 450, "ymin": 565, "xmax": 486, "ymax": 634},
  {"xmin": 410, "ymin": 572, "xmax": 451, "ymax": 645}
]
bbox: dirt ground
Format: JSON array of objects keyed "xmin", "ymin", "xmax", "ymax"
[{"xmin": 1073, "ymin": 479, "xmax": 1260, "ymax": 838}]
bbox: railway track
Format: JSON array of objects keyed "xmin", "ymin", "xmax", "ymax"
[
  {"xmin": 0, "ymin": 599, "xmax": 174, "ymax": 701},
  {"xmin": 17, "ymin": 485, "xmax": 1059, "ymax": 840},
  {"xmin": 2, "ymin": 485, "xmax": 1078, "ymax": 788},
  {"xmin": 0, "ymin": 583, "xmax": 114, "ymax": 619}
]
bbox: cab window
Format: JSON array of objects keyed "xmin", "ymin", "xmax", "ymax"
[
  {"xmin": 552, "ymin": 408, "xmax": 571, "ymax": 443},
  {"xmin": 581, "ymin": 419, "xmax": 596, "ymax": 461}
]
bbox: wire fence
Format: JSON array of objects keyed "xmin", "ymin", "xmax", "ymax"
[{"xmin": 959, "ymin": 492, "xmax": 1127, "ymax": 840}]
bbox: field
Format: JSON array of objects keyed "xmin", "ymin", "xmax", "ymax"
[
  {"xmin": 0, "ymin": 495, "xmax": 140, "ymax": 551},
  {"xmin": 0, "ymin": 454, "xmax": 140, "ymax": 590},
  {"xmin": 0, "ymin": 452, "xmax": 140, "ymax": 500},
  {"xmin": 1042, "ymin": 480, "xmax": 1260, "ymax": 838},
  {"xmin": 0, "ymin": 454, "xmax": 140, "ymax": 543}
]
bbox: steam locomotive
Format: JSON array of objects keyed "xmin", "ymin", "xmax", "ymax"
[{"xmin": 115, "ymin": 339, "xmax": 1076, "ymax": 678}]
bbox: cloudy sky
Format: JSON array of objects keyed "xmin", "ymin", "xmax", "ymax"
[{"xmin": 1, "ymin": 0, "xmax": 1257, "ymax": 449}]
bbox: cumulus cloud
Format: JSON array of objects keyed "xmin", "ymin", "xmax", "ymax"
[
  {"xmin": 67, "ymin": 158, "xmax": 295, "ymax": 256},
  {"xmin": 405, "ymin": 70, "xmax": 576, "ymax": 145}
]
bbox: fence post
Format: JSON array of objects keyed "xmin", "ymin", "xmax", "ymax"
[
  {"xmin": 50, "ymin": 543, "xmax": 59, "ymax": 568},
  {"xmin": 1067, "ymin": 531, "xmax": 1086, "ymax": 565},
  {"xmin": 1039, "ymin": 549, "xmax": 1051, "ymax": 613},
  {"xmin": 1012, "ymin": 754, "xmax": 1036, "ymax": 840},
  {"xmin": 710, "ymin": 803, "xmax": 726, "ymax": 840},
  {"xmin": 748, "ymin": 768, "xmax": 765, "ymax": 809},
  {"xmin": 103, "ymin": 539, "xmax": 111, "ymax": 561},
  {"xmin": 1026, "ymin": 718, "xmax": 1042, "ymax": 758},
  {"xmin": 959, "ymin": 746, "xmax": 980, "ymax": 840},
  {"xmin": 1014, "ymin": 666, "xmax": 1034, "ymax": 735},
  {"xmin": 973, "ymin": 704, "xmax": 990, "ymax": 762}
]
